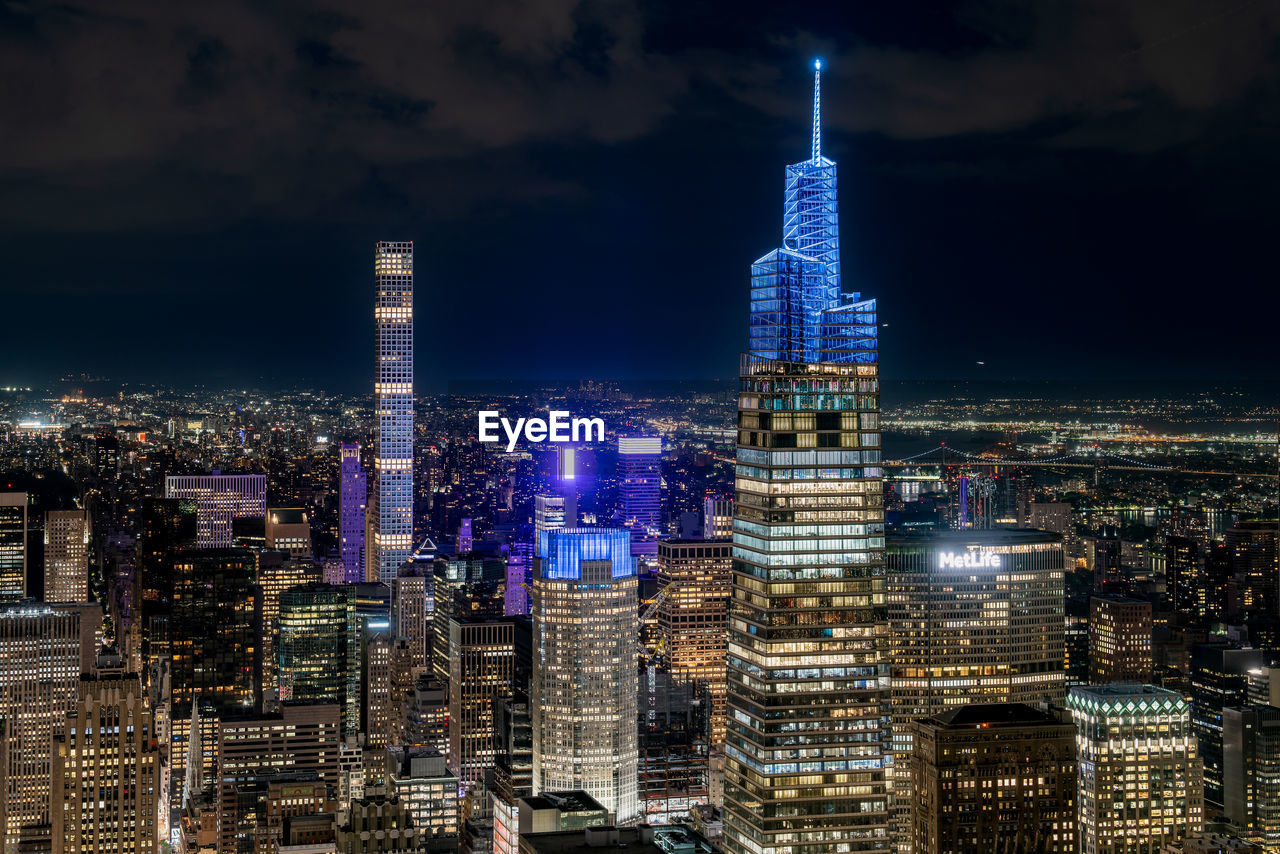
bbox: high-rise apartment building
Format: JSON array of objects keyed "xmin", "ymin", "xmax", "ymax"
[
  {"xmin": 370, "ymin": 241, "xmax": 414, "ymax": 584},
  {"xmin": 655, "ymin": 538, "xmax": 731, "ymax": 746},
  {"xmin": 910, "ymin": 704, "xmax": 1076, "ymax": 854},
  {"xmin": 1224, "ymin": 704, "xmax": 1280, "ymax": 848},
  {"xmin": 0, "ymin": 604, "xmax": 97, "ymax": 844},
  {"xmin": 340, "ymin": 442, "xmax": 368, "ymax": 583},
  {"xmin": 363, "ymin": 631, "xmax": 394, "ymax": 750},
  {"xmin": 618, "ymin": 437, "xmax": 662, "ymax": 560},
  {"xmin": 532, "ymin": 528, "xmax": 639, "ymax": 824},
  {"xmin": 164, "ymin": 474, "xmax": 266, "ymax": 549},
  {"xmin": 44, "ymin": 509, "xmax": 90, "ymax": 603},
  {"xmin": 52, "ymin": 662, "xmax": 159, "ymax": 854},
  {"xmin": 1068, "ymin": 683, "xmax": 1203, "ymax": 854},
  {"xmin": 886, "ymin": 529, "xmax": 1066, "ymax": 849},
  {"xmin": 1166, "ymin": 535, "xmax": 1202, "ymax": 617},
  {"xmin": 701, "ymin": 497, "xmax": 733, "ymax": 540},
  {"xmin": 1089, "ymin": 595, "xmax": 1154, "ymax": 684},
  {"xmin": 392, "ymin": 562, "xmax": 430, "ymax": 669},
  {"xmin": 725, "ymin": 60, "xmax": 888, "ymax": 854},
  {"xmin": 0, "ymin": 494, "xmax": 26, "ymax": 601}
]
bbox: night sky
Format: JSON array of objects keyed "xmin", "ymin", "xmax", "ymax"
[{"xmin": 2, "ymin": 0, "xmax": 1278, "ymax": 392}]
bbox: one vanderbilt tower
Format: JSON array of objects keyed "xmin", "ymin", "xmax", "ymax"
[
  {"xmin": 723, "ymin": 61, "xmax": 889, "ymax": 854},
  {"xmin": 370, "ymin": 241, "xmax": 415, "ymax": 584}
]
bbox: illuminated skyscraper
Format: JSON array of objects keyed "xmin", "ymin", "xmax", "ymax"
[
  {"xmin": 278, "ymin": 583, "xmax": 353, "ymax": 729},
  {"xmin": 164, "ymin": 474, "xmax": 266, "ymax": 549},
  {"xmin": 52, "ymin": 662, "xmax": 159, "ymax": 854},
  {"xmin": 531, "ymin": 528, "xmax": 639, "ymax": 824},
  {"xmin": 0, "ymin": 604, "xmax": 96, "ymax": 844},
  {"xmin": 44, "ymin": 509, "xmax": 90, "ymax": 603},
  {"xmin": 0, "ymin": 494, "xmax": 26, "ymax": 601},
  {"xmin": 370, "ymin": 241, "xmax": 415, "ymax": 584},
  {"xmin": 655, "ymin": 538, "xmax": 731, "ymax": 746},
  {"xmin": 618, "ymin": 437, "xmax": 662, "ymax": 560},
  {"xmin": 724, "ymin": 60, "xmax": 888, "ymax": 854},
  {"xmin": 1088, "ymin": 595, "xmax": 1153, "ymax": 684},
  {"xmin": 340, "ymin": 442, "xmax": 368, "ymax": 583},
  {"xmin": 701, "ymin": 496, "xmax": 733, "ymax": 540},
  {"xmin": 1069, "ymin": 683, "xmax": 1203, "ymax": 853}
]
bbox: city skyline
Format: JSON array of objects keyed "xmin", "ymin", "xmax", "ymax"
[{"xmin": 4, "ymin": 3, "xmax": 1280, "ymax": 388}]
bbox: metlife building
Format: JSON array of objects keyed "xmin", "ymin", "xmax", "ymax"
[{"xmin": 885, "ymin": 528, "xmax": 1066, "ymax": 850}]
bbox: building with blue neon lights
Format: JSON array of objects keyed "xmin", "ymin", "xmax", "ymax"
[
  {"xmin": 724, "ymin": 61, "xmax": 890, "ymax": 854},
  {"xmin": 531, "ymin": 528, "xmax": 638, "ymax": 822}
]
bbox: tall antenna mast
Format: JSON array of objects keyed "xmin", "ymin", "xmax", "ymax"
[{"xmin": 811, "ymin": 58, "xmax": 822, "ymax": 164}]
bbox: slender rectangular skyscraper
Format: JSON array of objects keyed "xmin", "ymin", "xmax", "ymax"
[
  {"xmin": 371, "ymin": 241, "xmax": 414, "ymax": 584},
  {"xmin": 618, "ymin": 436, "xmax": 662, "ymax": 560},
  {"xmin": 724, "ymin": 60, "xmax": 889, "ymax": 854},
  {"xmin": 0, "ymin": 493, "xmax": 27, "ymax": 601},
  {"xmin": 340, "ymin": 442, "xmax": 368, "ymax": 583},
  {"xmin": 44, "ymin": 509, "xmax": 90, "ymax": 603}
]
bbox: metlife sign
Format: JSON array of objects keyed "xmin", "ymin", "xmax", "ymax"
[{"xmin": 937, "ymin": 550, "xmax": 1002, "ymax": 569}]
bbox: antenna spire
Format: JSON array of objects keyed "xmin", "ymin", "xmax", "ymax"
[{"xmin": 811, "ymin": 58, "xmax": 822, "ymax": 164}]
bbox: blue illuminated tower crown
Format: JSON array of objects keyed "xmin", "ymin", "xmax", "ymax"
[{"xmin": 747, "ymin": 59, "xmax": 876, "ymax": 366}]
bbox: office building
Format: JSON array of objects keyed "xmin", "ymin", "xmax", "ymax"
[
  {"xmin": 337, "ymin": 786, "xmax": 426, "ymax": 853},
  {"xmin": 215, "ymin": 703, "xmax": 341, "ymax": 853},
  {"xmin": 534, "ymin": 495, "xmax": 569, "ymax": 541},
  {"xmin": 639, "ymin": 672, "xmax": 709, "ymax": 824},
  {"xmin": 449, "ymin": 618, "xmax": 516, "ymax": 791},
  {"xmin": 655, "ymin": 538, "xmax": 731, "ymax": 746},
  {"xmin": 170, "ymin": 549, "xmax": 262, "ymax": 805},
  {"xmin": 1089, "ymin": 595, "xmax": 1154, "ymax": 684},
  {"xmin": 370, "ymin": 241, "xmax": 415, "ymax": 584},
  {"xmin": 432, "ymin": 555, "xmax": 506, "ymax": 681},
  {"xmin": 909, "ymin": 703, "xmax": 1076, "ymax": 854},
  {"xmin": 44, "ymin": 508, "xmax": 90, "ymax": 603},
  {"xmin": 618, "ymin": 437, "xmax": 662, "ymax": 560},
  {"xmin": 406, "ymin": 675, "xmax": 449, "ymax": 756},
  {"xmin": 278, "ymin": 583, "xmax": 353, "ymax": 729},
  {"xmin": 493, "ymin": 692, "xmax": 534, "ymax": 854},
  {"xmin": 1194, "ymin": 642, "xmax": 1266, "ymax": 807},
  {"xmin": 1068, "ymin": 683, "xmax": 1203, "ymax": 854},
  {"xmin": 52, "ymin": 662, "xmax": 159, "ymax": 853},
  {"xmin": 1226, "ymin": 522, "xmax": 1279, "ymax": 619},
  {"xmin": 701, "ymin": 497, "xmax": 733, "ymax": 540},
  {"xmin": 257, "ymin": 551, "xmax": 322, "ymax": 700},
  {"xmin": 886, "ymin": 528, "xmax": 1065, "ymax": 848},
  {"xmin": 386, "ymin": 747, "xmax": 459, "ymax": 839},
  {"xmin": 0, "ymin": 494, "xmax": 26, "ymax": 601},
  {"xmin": 1166, "ymin": 536, "xmax": 1202, "ymax": 618},
  {"xmin": 517, "ymin": 791, "xmax": 609, "ymax": 841},
  {"xmin": 0, "ymin": 604, "xmax": 97, "ymax": 843},
  {"xmin": 1224, "ymin": 704, "xmax": 1280, "ymax": 848},
  {"xmin": 164, "ymin": 474, "xmax": 267, "ymax": 549},
  {"xmin": 340, "ymin": 442, "xmax": 368, "ymax": 583},
  {"xmin": 392, "ymin": 562, "xmax": 430, "ymax": 669},
  {"xmin": 363, "ymin": 631, "xmax": 394, "ymax": 750},
  {"xmin": 266, "ymin": 508, "xmax": 313, "ymax": 557},
  {"xmin": 532, "ymin": 528, "xmax": 639, "ymax": 824},
  {"xmin": 724, "ymin": 60, "xmax": 889, "ymax": 854}
]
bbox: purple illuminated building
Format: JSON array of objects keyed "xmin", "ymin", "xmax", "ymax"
[
  {"xmin": 339, "ymin": 442, "xmax": 367, "ymax": 583},
  {"xmin": 619, "ymin": 436, "xmax": 662, "ymax": 559}
]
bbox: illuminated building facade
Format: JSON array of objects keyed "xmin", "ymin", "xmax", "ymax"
[
  {"xmin": 265, "ymin": 508, "xmax": 312, "ymax": 557},
  {"xmin": 257, "ymin": 552, "xmax": 322, "ymax": 699},
  {"xmin": 702, "ymin": 497, "xmax": 733, "ymax": 540},
  {"xmin": 371, "ymin": 241, "xmax": 414, "ymax": 584},
  {"xmin": 618, "ymin": 437, "xmax": 662, "ymax": 560},
  {"xmin": 277, "ymin": 583, "xmax": 353, "ymax": 729},
  {"xmin": 1193, "ymin": 642, "xmax": 1264, "ymax": 808},
  {"xmin": 432, "ymin": 556, "xmax": 505, "ymax": 682},
  {"xmin": 387, "ymin": 747, "xmax": 460, "ymax": 839},
  {"xmin": 449, "ymin": 619, "xmax": 516, "ymax": 791},
  {"xmin": 44, "ymin": 508, "xmax": 90, "ymax": 603},
  {"xmin": 0, "ymin": 604, "xmax": 94, "ymax": 844},
  {"xmin": 1088, "ymin": 595, "xmax": 1153, "ymax": 684},
  {"xmin": 725, "ymin": 61, "xmax": 889, "ymax": 854},
  {"xmin": 655, "ymin": 538, "xmax": 731, "ymax": 746},
  {"xmin": 363, "ymin": 631, "xmax": 394, "ymax": 750},
  {"xmin": 910, "ymin": 704, "xmax": 1076, "ymax": 854},
  {"xmin": 532, "ymin": 528, "xmax": 639, "ymax": 824},
  {"xmin": 493, "ymin": 692, "xmax": 534, "ymax": 854},
  {"xmin": 1224, "ymin": 705, "xmax": 1280, "ymax": 848},
  {"xmin": 1068, "ymin": 683, "xmax": 1202, "ymax": 854},
  {"xmin": 164, "ymin": 474, "xmax": 266, "ymax": 549},
  {"xmin": 52, "ymin": 666, "xmax": 159, "ymax": 854},
  {"xmin": 0, "ymin": 494, "xmax": 26, "ymax": 601},
  {"xmin": 393, "ymin": 562, "xmax": 430, "ymax": 668},
  {"xmin": 886, "ymin": 529, "xmax": 1065, "ymax": 849},
  {"xmin": 340, "ymin": 442, "xmax": 368, "ymax": 583}
]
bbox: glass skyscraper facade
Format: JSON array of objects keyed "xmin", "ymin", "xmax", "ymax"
[
  {"xmin": 619, "ymin": 436, "xmax": 662, "ymax": 560},
  {"xmin": 724, "ymin": 61, "xmax": 890, "ymax": 854},
  {"xmin": 372, "ymin": 241, "xmax": 414, "ymax": 584}
]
